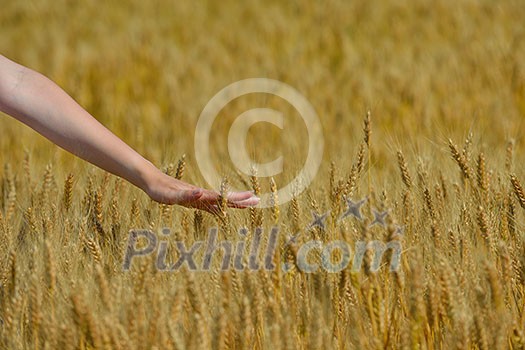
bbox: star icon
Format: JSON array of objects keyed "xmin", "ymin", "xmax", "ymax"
[
  {"xmin": 285, "ymin": 233, "xmax": 299, "ymax": 246},
  {"xmin": 340, "ymin": 197, "xmax": 367, "ymax": 221},
  {"xmin": 308, "ymin": 210, "xmax": 330, "ymax": 230},
  {"xmin": 394, "ymin": 225, "xmax": 405, "ymax": 236},
  {"xmin": 370, "ymin": 209, "xmax": 388, "ymax": 228}
]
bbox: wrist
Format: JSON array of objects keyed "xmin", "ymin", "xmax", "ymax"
[{"xmin": 135, "ymin": 158, "xmax": 162, "ymax": 195}]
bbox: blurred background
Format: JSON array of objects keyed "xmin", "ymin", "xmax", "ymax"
[{"xmin": 1, "ymin": 0, "xmax": 524, "ymax": 191}]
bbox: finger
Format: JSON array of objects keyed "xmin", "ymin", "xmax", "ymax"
[
  {"xmin": 198, "ymin": 190, "xmax": 254, "ymax": 203},
  {"xmin": 227, "ymin": 196, "xmax": 260, "ymax": 208},
  {"xmin": 189, "ymin": 190, "xmax": 258, "ymax": 209},
  {"xmin": 194, "ymin": 196, "xmax": 258, "ymax": 209},
  {"xmin": 207, "ymin": 205, "xmax": 221, "ymax": 215},
  {"xmin": 226, "ymin": 191, "xmax": 255, "ymax": 202}
]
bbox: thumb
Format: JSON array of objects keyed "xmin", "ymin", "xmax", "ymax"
[{"xmin": 171, "ymin": 188, "xmax": 204, "ymax": 205}]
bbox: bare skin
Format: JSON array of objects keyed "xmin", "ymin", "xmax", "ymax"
[{"xmin": 0, "ymin": 54, "xmax": 259, "ymax": 213}]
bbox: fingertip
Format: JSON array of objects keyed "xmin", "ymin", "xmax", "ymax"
[
  {"xmin": 227, "ymin": 191, "xmax": 254, "ymax": 201},
  {"xmin": 245, "ymin": 196, "xmax": 260, "ymax": 206},
  {"xmin": 230, "ymin": 196, "xmax": 260, "ymax": 208},
  {"xmin": 189, "ymin": 189, "xmax": 204, "ymax": 203}
]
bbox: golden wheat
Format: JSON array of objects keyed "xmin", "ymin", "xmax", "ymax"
[{"xmin": 1, "ymin": 0, "xmax": 525, "ymax": 349}]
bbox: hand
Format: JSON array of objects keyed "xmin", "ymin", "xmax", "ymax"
[{"xmin": 144, "ymin": 171, "xmax": 259, "ymax": 213}]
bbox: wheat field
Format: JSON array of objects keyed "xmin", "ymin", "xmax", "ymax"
[{"xmin": 1, "ymin": 0, "xmax": 525, "ymax": 349}]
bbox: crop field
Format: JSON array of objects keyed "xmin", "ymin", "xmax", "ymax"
[{"xmin": 1, "ymin": 0, "xmax": 525, "ymax": 349}]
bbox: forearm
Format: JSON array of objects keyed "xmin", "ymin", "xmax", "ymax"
[{"xmin": 0, "ymin": 55, "xmax": 158, "ymax": 191}]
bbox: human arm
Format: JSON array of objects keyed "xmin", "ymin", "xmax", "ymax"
[{"xmin": 0, "ymin": 54, "xmax": 258, "ymax": 211}]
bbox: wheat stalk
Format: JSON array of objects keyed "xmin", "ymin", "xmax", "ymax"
[{"xmin": 510, "ymin": 174, "xmax": 525, "ymax": 209}]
